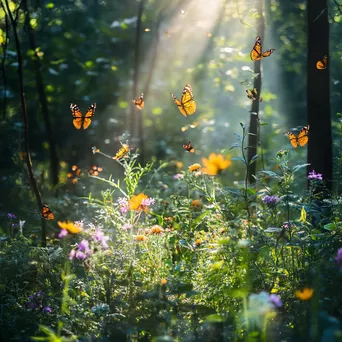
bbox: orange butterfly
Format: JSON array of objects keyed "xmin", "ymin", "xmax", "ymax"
[
  {"xmin": 113, "ymin": 144, "xmax": 130, "ymax": 160},
  {"xmin": 316, "ymin": 55, "xmax": 327, "ymax": 70},
  {"xmin": 41, "ymin": 204, "xmax": 55, "ymax": 220},
  {"xmin": 70, "ymin": 103, "xmax": 96, "ymax": 130},
  {"xmin": 250, "ymin": 36, "xmax": 275, "ymax": 61},
  {"xmin": 89, "ymin": 165, "xmax": 103, "ymax": 176},
  {"xmin": 132, "ymin": 93, "xmax": 144, "ymax": 109},
  {"xmin": 182, "ymin": 142, "xmax": 195, "ymax": 153},
  {"xmin": 286, "ymin": 125, "xmax": 310, "ymax": 148},
  {"xmin": 68, "ymin": 165, "xmax": 81, "ymax": 184},
  {"xmin": 246, "ymin": 88, "xmax": 262, "ymax": 102},
  {"xmin": 171, "ymin": 84, "xmax": 197, "ymax": 117}
]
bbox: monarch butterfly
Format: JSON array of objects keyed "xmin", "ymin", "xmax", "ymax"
[
  {"xmin": 286, "ymin": 125, "xmax": 310, "ymax": 148},
  {"xmin": 89, "ymin": 165, "xmax": 103, "ymax": 176},
  {"xmin": 58, "ymin": 221, "xmax": 83, "ymax": 234},
  {"xmin": 246, "ymin": 88, "xmax": 263, "ymax": 102},
  {"xmin": 250, "ymin": 36, "xmax": 275, "ymax": 61},
  {"xmin": 113, "ymin": 144, "xmax": 130, "ymax": 160},
  {"xmin": 171, "ymin": 84, "xmax": 197, "ymax": 117},
  {"xmin": 182, "ymin": 142, "xmax": 195, "ymax": 153},
  {"xmin": 132, "ymin": 93, "xmax": 144, "ymax": 109},
  {"xmin": 68, "ymin": 165, "xmax": 81, "ymax": 184},
  {"xmin": 41, "ymin": 204, "xmax": 55, "ymax": 220},
  {"xmin": 316, "ymin": 55, "xmax": 327, "ymax": 70},
  {"xmin": 70, "ymin": 103, "xmax": 96, "ymax": 130}
]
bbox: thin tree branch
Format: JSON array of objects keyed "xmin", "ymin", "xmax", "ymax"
[
  {"xmin": 2, "ymin": 0, "xmax": 46, "ymax": 246},
  {"xmin": 0, "ymin": 1, "xmax": 8, "ymax": 121},
  {"xmin": 22, "ymin": 0, "xmax": 59, "ymax": 186}
]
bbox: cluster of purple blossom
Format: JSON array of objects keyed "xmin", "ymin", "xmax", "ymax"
[
  {"xmin": 262, "ymin": 195, "xmax": 280, "ymax": 206},
  {"xmin": 25, "ymin": 291, "xmax": 51, "ymax": 313},
  {"xmin": 69, "ymin": 228, "xmax": 110, "ymax": 261},
  {"xmin": 308, "ymin": 170, "xmax": 323, "ymax": 180},
  {"xmin": 335, "ymin": 248, "xmax": 342, "ymax": 271},
  {"xmin": 117, "ymin": 196, "xmax": 155, "ymax": 214}
]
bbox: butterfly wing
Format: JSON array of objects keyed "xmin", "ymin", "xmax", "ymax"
[
  {"xmin": 41, "ymin": 205, "xmax": 55, "ymax": 220},
  {"xmin": 250, "ymin": 36, "xmax": 262, "ymax": 61},
  {"xmin": 83, "ymin": 103, "xmax": 96, "ymax": 129},
  {"xmin": 316, "ymin": 56, "xmax": 327, "ymax": 70},
  {"xmin": 182, "ymin": 142, "xmax": 195, "ymax": 153},
  {"xmin": 261, "ymin": 49, "xmax": 275, "ymax": 58},
  {"xmin": 246, "ymin": 88, "xmax": 257, "ymax": 100},
  {"xmin": 171, "ymin": 93, "xmax": 188, "ymax": 117},
  {"xmin": 181, "ymin": 84, "xmax": 196, "ymax": 116},
  {"xmin": 70, "ymin": 104, "xmax": 83, "ymax": 129},
  {"xmin": 133, "ymin": 93, "xmax": 144, "ymax": 109},
  {"xmin": 297, "ymin": 125, "xmax": 309, "ymax": 146},
  {"xmin": 286, "ymin": 132, "xmax": 298, "ymax": 148}
]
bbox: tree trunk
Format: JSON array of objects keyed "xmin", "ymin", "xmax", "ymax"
[
  {"xmin": 247, "ymin": 0, "xmax": 264, "ymax": 185},
  {"xmin": 307, "ymin": 0, "xmax": 332, "ymax": 190}
]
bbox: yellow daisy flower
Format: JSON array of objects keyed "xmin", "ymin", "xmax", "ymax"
[
  {"xmin": 136, "ymin": 235, "xmax": 147, "ymax": 242},
  {"xmin": 189, "ymin": 163, "xmax": 201, "ymax": 172},
  {"xmin": 57, "ymin": 221, "xmax": 83, "ymax": 234},
  {"xmin": 295, "ymin": 288, "xmax": 314, "ymax": 301},
  {"xmin": 201, "ymin": 153, "xmax": 232, "ymax": 175},
  {"xmin": 149, "ymin": 225, "xmax": 164, "ymax": 234}
]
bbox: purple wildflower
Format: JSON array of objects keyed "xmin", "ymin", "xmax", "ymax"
[
  {"xmin": 78, "ymin": 239, "xmax": 91, "ymax": 255},
  {"xmin": 308, "ymin": 170, "xmax": 323, "ymax": 180},
  {"xmin": 43, "ymin": 306, "xmax": 52, "ymax": 313},
  {"xmin": 262, "ymin": 195, "xmax": 280, "ymax": 206},
  {"xmin": 118, "ymin": 197, "xmax": 130, "ymax": 214},
  {"xmin": 122, "ymin": 223, "xmax": 133, "ymax": 230},
  {"xmin": 58, "ymin": 229, "xmax": 69, "ymax": 239},
  {"xmin": 76, "ymin": 251, "xmax": 87, "ymax": 260},
  {"xmin": 7, "ymin": 213, "xmax": 16, "ymax": 219},
  {"xmin": 69, "ymin": 249, "xmax": 76, "ymax": 260},
  {"xmin": 141, "ymin": 197, "xmax": 155, "ymax": 207},
  {"xmin": 173, "ymin": 173, "xmax": 184, "ymax": 180},
  {"xmin": 269, "ymin": 294, "xmax": 282, "ymax": 308},
  {"xmin": 93, "ymin": 229, "xmax": 110, "ymax": 250},
  {"xmin": 335, "ymin": 248, "xmax": 342, "ymax": 270}
]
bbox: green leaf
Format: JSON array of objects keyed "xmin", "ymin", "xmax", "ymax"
[{"xmin": 205, "ymin": 314, "xmax": 226, "ymax": 323}]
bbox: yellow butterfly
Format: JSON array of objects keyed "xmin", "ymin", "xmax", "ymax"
[
  {"xmin": 171, "ymin": 84, "xmax": 197, "ymax": 117},
  {"xmin": 132, "ymin": 93, "xmax": 144, "ymax": 109},
  {"xmin": 70, "ymin": 103, "xmax": 96, "ymax": 130},
  {"xmin": 286, "ymin": 125, "xmax": 310, "ymax": 148},
  {"xmin": 250, "ymin": 36, "xmax": 275, "ymax": 61},
  {"xmin": 316, "ymin": 55, "xmax": 327, "ymax": 70}
]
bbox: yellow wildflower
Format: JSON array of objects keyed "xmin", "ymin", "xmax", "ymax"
[
  {"xmin": 58, "ymin": 221, "xmax": 83, "ymax": 234},
  {"xmin": 113, "ymin": 144, "xmax": 130, "ymax": 160},
  {"xmin": 149, "ymin": 225, "xmax": 164, "ymax": 234},
  {"xmin": 201, "ymin": 153, "xmax": 232, "ymax": 175},
  {"xmin": 161, "ymin": 278, "xmax": 167, "ymax": 285},
  {"xmin": 129, "ymin": 193, "xmax": 149, "ymax": 212},
  {"xmin": 189, "ymin": 163, "xmax": 201, "ymax": 172},
  {"xmin": 295, "ymin": 288, "xmax": 314, "ymax": 301},
  {"xmin": 136, "ymin": 235, "xmax": 147, "ymax": 242}
]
